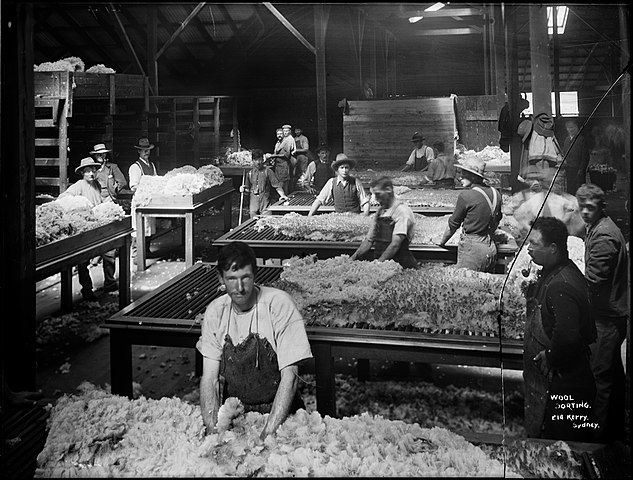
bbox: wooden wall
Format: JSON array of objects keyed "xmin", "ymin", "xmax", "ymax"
[
  {"xmin": 342, "ymin": 95, "xmax": 504, "ymax": 171},
  {"xmin": 343, "ymin": 97, "xmax": 457, "ymax": 170}
]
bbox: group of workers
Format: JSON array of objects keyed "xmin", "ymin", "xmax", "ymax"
[
  {"xmin": 47, "ymin": 124, "xmax": 628, "ymax": 448},
  {"xmin": 58, "ymin": 137, "xmax": 158, "ymax": 301}
]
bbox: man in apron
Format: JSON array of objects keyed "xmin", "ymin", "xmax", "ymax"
[
  {"xmin": 196, "ymin": 242, "xmax": 313, "ymax": 439},
  {"xmin": 401, "ymin": 132, "xmax": 434, "ymax": 172},
  {"xmin": 523, "ymin": 217, "xmax": 597, "ymax": 441},
  {"xmin": 438, "ymin": 158, "xmax": 502, "ymax": 272},
  {"xmin": 351, "ymin": 176, "xmax": 418, "ymax": 268},
  {"xmin": 298, "ymin": 143, "xmax": 334, "ymax": 194}
]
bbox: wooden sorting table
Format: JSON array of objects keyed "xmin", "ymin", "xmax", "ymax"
[
  {"xmin": 135, "ymin": 180, "xmax": 234, "ymax": 271},
  {"xmin": 104, "ymin": 262, "xmax": 524, "ymax": 417},
  {"xmin": 267, "ymin": 190, "xmax": 453, "ymax": 216},
  {"xmin": 36, "ymin": 216, "xmax": 133, "ymax": 311},
  {"xmin": 213, "ymin": 217, "xmax": 518, "ymax": 273}
]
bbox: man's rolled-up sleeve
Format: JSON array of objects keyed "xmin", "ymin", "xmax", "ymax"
[{"xmin": 196, "ymin": 302, "xmax": 225, "ymax": 361}]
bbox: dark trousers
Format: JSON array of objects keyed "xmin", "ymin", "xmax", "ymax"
[
  {"xmin": 77, "ymin": 249, "xmax": 117, "ymax": 293},
  {"xmin": 590, "ymin": 315, "xmax": 627, "ymax": 442}
]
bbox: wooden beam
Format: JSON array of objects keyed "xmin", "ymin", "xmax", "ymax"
[
  {"xmin": 413, "ymin": 28, "xmax": 481, "ymax": 36},
  {"xmin": 191, "ymin": 15, "xmax": 221, "ymax": 55},
  {"xmin": 1, "ymin": 2, "xmax": 37, "ymax": 391},
  {"xmin": 398, "ymin": 7, "xmax": 483, "ymax": 18},
  {"xmin": 147, "ymin": 5, "xmax": 158, "ymax": 94},
  {"xmin": 154, "ymin": 9, "xmax": 207, "ymax": 75},
  {"xmin": 108, "ymin": 4, "xmax": 149, "ymax": 81},
  {"xmin": 263, "ymin": 2, "xmax": 316, "ymax": 55},
  {"xmin": 56, "ymin": 8, "xmax": 117, "ymax": 67},
  {"xmin": 155, "ymin": 2, "xmax": 206, "ymax": 60},
  {"xmin": 314, "ymin": 4, "xmax": 329, "ymax": 145},
  {"xmin": 529, "ymin": 4, "xmax": 552, "ymax": 115}
]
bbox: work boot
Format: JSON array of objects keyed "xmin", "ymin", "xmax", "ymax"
[
  {"xmin": 103, "ymin": 282, "xmax": 118, "ymax": 293},
  {"xmin": 81, "ymin": 288, "xmax": 98, "ymax": 301}
]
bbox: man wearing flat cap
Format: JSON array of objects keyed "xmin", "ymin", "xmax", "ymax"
[
  {"xmin": 91, "ymin": 143, "xmax": 127, "ymax": 202},
  {"xmin": 58, "ymin": 157, "xmax": 113, "ymax": 300},
  {"xmin": 308, "ymin": 153, "xmax": 370, "ymax": 216},
  {"xmin": 402, "ymin": 132, "xmax": 434, "ymax": 172},
  {"xmin": 298, "ymin": 143, "xmax": 335, "ymax": 194}
]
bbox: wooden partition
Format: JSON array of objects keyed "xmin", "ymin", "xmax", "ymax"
[
  {"xmin": 342, "ymin": 96, "xmax": 457, "ymax": 170},
  {"xmin": 34, "ymin": 71, "xmax": 148, "ymax": 195},
  {"xmin": 148, "ymin": 96, "xmax": 239, "ymax": 171},
  {"xmin": 342, "ymin": 95, "xmax": 505, "ymax": 171}
]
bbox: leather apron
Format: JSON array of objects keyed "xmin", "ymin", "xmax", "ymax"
[
  {"xmin": 220, "ymin": 294, "xmax": 304, "ymax": 414},
  {"xmin": 373, "ymin": 214, "xmax": 418, "ymax": 269}
]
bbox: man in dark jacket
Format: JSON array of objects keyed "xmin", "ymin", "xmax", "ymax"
[
  {"xmin": 563, "ymin": 120, "xmax": 590, "ymax": 195},
  {"xmin": 525, "ymin": 216, "xmax": 597, "ymax": 441},
  {"xmin": 576, "ymin": 183, "xmax": 629, "ymax": 443}
]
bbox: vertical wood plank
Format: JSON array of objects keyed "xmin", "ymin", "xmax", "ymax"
[
  {"xmin": 1, "ymin": 2, "xmax": 37, "ymax": 390},
  {"xmin": 214, "ymin": 97, "xmax": 221, "ymax": 159},
  {"xmin": 314, "ymin": 4, "xmax": 329, "ymax": 145}
]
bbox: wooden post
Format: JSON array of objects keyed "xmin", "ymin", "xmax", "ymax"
[
  {"xmin": 505, "ymin": 4, "xmax": 522, "ymax": 193},
  {"xmin": 193, "ymin": 98, "xmax": 200, "ymax": 166},
  {"xmin": 529, "ymin": 5, "xmax": 552, "ymax": 116},
  {"xmin": 232, "ymin": 99, "xmax": 239, "ymax": 151},
  {"xmin": 314, "ymin": 4, "xmax": 329, "ymax": 145},
  {"xmin": 492, "ymin": 4, "xmax": 506, "ymax": 106},
  {"xmin": 147, "ymin": 5, "xmax": 158, "ymax": 95},
  {"xmin": 552, "ymin": 6, "xmax": 561, "ymax": 119},
  {"xmin": 1, "ymin": 2, "xmax": 37, "ymax": 391},
  {"xmin": 58, "ymin": 99, "xmax": 69, "ymax": 193},
  {"xmin": 214, "ymin": 97, "xmax": 221, "ymax": 159}
]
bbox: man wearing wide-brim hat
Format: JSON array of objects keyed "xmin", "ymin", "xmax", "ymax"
[
  {"xmin": 308, "ymin": 153, "xmax": 370, "ymax": 216},
  {"xmin": 90, "ymin": 143, "xmax": 128, "ymax": 203},
  {"xmin": 437, "ymin": 156, "xmax": 503, "ymax": 272},
  {"xmin": 90, "ymin": 142, "xmax": 127, "ymax": 292},
  {"xmin": 401, "ymin": 132, "xmax": 435, "ymax": 172},
  {"xmin": 128, "ymin": 137, "xmax": 158, "ymax": 258},
  {"xmin": 298, "ymin": 143, "xmax": 335, "ymax": 194},
  {"xmin": 57, "ymin": 157, "xmax": 109, "ymax": 300}
]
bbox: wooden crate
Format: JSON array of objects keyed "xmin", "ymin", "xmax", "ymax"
[
  {"xmin": 36, "ymin": 216, "xmax": 132, "ymax": 265},
  {"xmin": 143, "ymin": 180, "xmax": 233, "ymax": 207},
  {"xmin": 454, "ymin": 95, "xmax": 504, "ymax": 151}
]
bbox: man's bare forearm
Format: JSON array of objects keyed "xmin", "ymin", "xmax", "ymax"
[{"xmin": 261, "ymin": 365, "xmax": 298, "ymax": 439}]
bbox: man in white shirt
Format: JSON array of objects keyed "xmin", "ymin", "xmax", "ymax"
[
  {"xmin": 402, "ymin": 132, "xmax": 434, "ymax": 172},
  {"xmin": 308, "ymin": 153, "xmax": 370, "ymax": 216},
  {"xmin": 128, "ymin": 137, "xmax": 158, "ymax": 257}
]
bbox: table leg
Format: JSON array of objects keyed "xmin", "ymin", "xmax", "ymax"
[
  {"xmin": 223, "ymin": 195, "xmax": 232, "ymax": 232},
  {"xmin": 109, "ymin": 330, "xmax": 133, "ymax": 398},
  {"xmin": 118, "ymin": 237, "xmax": 131, "ymax": 308},
  {"xmin": 312, "ymin": 342, "xmax": 336, "ymax": 417},
  {"xmin": 60, "ymin": 268, "xmax": 73, "ymax": 312},
  {"xmin": 185, "ymin": 212, "xmax": 194, "ymax": 267},
  {"xmin": 136, "ymin": 211, "xmax": 147, "ymax": 272},
  {"xmin": 357, "ymin": 359, "xmax": 371, "ymax": 381}
]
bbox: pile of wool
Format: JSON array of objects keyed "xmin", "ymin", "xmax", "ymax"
[
  {"xmin": 34, "ymin": 56, "xmax": 85, "ymax": 72},
  {"xmin": 35, "ymin": 382, "xmax": 519, "ymax": 478},
  {"xmin": 85, "ymin": 64, "xmax": 116, "ymax": 74}
]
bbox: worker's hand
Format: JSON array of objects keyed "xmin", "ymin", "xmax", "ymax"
[
  {"xmin": 239, "ymin": 185, "xmax": 245, "ymax": 193},
  {"xmin": 532, "ymin": 350, "xmax": 550, "ymax": 377},
  {"xmin": 305, "ymin": 187, "xmax": 316, "ymax": 194},
  {"xmin": 280, "ymin": 196, "xmax": 289, "ymax": 202}
]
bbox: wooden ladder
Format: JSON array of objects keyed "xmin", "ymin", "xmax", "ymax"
[{"xmin": 35, "ymin": 96, "xmax": 69, "ymax": 194}]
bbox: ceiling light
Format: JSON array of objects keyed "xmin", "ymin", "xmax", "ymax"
[
  {"xmin": 425, "ymin": 2, "xmax": 445, "ymax": 12},
  {"xmin": 408, "ymin": 16, "xmax": 424, "ymax": 23}
]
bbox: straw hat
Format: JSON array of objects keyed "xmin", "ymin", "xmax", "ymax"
[
  {"xmin": 134, "ymin": 137, "xmax": 155, "ymax": 150},
  {"xmin": 455, "ymin": 157, "xmax": 486, "ymax": 179},
  {"xmin": 315, "ymin": 143, "xmax": 330, "ymax": 153},
  {"xmin": 90, "ymin": 143, "xmax": 111, "ymax": 154},
  {"xmin": 75, "ymin": 157, "xmax": 101, "ymax": 174},
  {"xmin": 331, "ymin": 153, "xmax": 356, "ymax": 170},
  {"xmin": 532, "ymin": 112, "xmax": 555, "ymax": 137},
  {"xmin": 282, "ymin": 124, "xmax": 292, "ymax": 129},
  {"xmin": 411, "ymin": 132, "xmax": 425, "ymax": 142}
]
